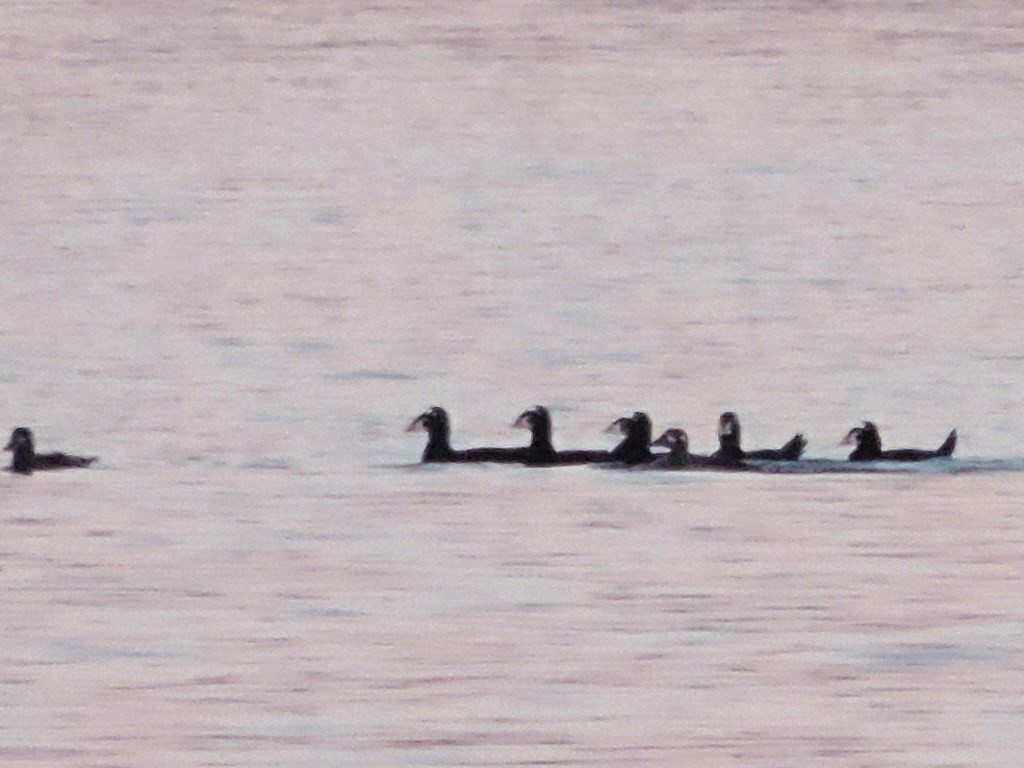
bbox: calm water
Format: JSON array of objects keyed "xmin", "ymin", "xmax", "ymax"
[{"xmin": 2, "ymin": 2, "xmax": 1024, "ymax": 766}]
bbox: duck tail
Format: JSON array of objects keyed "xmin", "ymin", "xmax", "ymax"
[
  {"xmin": 779, "ymin": 433, "xmax": 807, "ymax": 460},
  {"xmin": 937, "ymin": 429, "xmax": 957, "ymax": 457}
]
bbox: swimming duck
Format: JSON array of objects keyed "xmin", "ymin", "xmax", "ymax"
[
  {"xmin": 5, "ymin": 427, "xmax": 97, "ymax": 475},
  {"xmin": 841, "ymin": 421, "xmax": 957, "ymax": 462},
  {"xmin": 605, "ymin": 411, "xmax": 654, "ymax": 465},
  {"xmin": 511, "ymin": 405, "xmax": 611, "ymax": 465},
  {"xmin": 650, "ymin": 427, "xmax": 699, "ymax": 468},
  {"xmin": 406, "ymin": 407, "xmax": 527, "ymax": 463},
  {"xmin": 713, "ymin": 411, "xmax": 806, "ymax": 463},
  {"xmin": 406, "ymin": 407, "xmax": 461, "ymax": 462}
]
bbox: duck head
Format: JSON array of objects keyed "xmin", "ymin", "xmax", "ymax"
[
  {"xmin": 607, "ymin": 411, "xmax": 653, "ymax": 464},
  {"xmin": 406, "ymin": 407, "xmax": 455, "ymax": 462},
  {"xmin": 717, "ymin": 412, "xmax": 741, "ymax": 444},
  {"xmin": 5, "ymin": 427, "xmax": 35, "ymax": 474},
  {"xmin": 406, "ymin": 406, "xmax": 449, "ymax": 435},
  {"xmin": 652, "ymin": 427, "xmax": 689, "ymax": 453},
  {"xmin": 513, "ymin": 405, "xmax": 552, "ymax": 445},
  {"xmin": 841, "ymin": 421, "xmax": 883, "ymax": 459}
]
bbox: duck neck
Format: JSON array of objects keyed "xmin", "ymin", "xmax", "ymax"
[
  {"xmin": 850, "ymin": 432, "xmax": 882, "ymax": 460},
  {"xmin": 718, "ymin": 428, "xmax": 742, "ymax": 460},
  {"xmin": 423, "ymin": 426, "xmax": 455, "ymax": 462},
  {"xmin": 529, "ymin": 422, "xmax": 553, "ymax": 451},
  {"xmin": 615, "ymin": 422, "xmax": 652, "ymax": 464},
  {"xmin": 9, "ymin": 443, "xmax": 34, "ymax": 474}
]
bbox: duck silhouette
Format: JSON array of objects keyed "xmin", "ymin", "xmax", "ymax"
[{"xmin": 5, "ymin": 427, "xmax": 97, "ymax": 475}]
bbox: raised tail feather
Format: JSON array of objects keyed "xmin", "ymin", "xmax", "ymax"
[
  {"xmin": 779, "ymin": 433, "xmax": 807, "ymax": 461},
  {"xmin": 937, "ymin": 429, "xmax": 957, "ymax": 457},
  {"xmin": 743, "ymin": 433, "xmax": 806, "ymax": 461}
]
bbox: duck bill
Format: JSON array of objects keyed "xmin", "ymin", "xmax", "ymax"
[
  {"xmin": 839, "ymin": 429, "xmax": 858, "ymax": 446},
  {"xmin": 512, "ymin": 414, "xmax": 531, "ymax": 429},
  {"xmin": 651, "ymin": 433, "xmax": 671, "ymax": 449},
  {"xmin": 604, "ymin": 417, "xmax": 629, "ymax": 435},
  {"xmin": 717, "ymin": 418, "xmax": 734, "ymax": 438},
  {"xmin": 405, "ymin": 416, "xmax": 427, "ymax": 433}
]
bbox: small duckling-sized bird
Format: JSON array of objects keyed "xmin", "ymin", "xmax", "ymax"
[
  {"xmin": 712, "ymin": 411, "xmax": 806, "ymax": 463},
  {"xmin": 841, "ymin": 421, "xmax": 957, "ymax": 462},
  {"xmin": 5, "ymin": 427, "xmax": 98, "ymax": 475}
]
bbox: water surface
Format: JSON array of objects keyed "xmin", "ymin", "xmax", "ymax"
[{"xmin": 2, "ymin": 2, "xmax": 1024, "ymax": 766}]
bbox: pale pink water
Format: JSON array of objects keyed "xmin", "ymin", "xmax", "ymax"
[{"xmin": 2, "ymin": 2, "xmax": 1024, "ymax": 766}]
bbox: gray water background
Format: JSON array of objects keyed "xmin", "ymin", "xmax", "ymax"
[{"xmin": 2, "ymin": 2, "xmax": 1024, "ymax": 766}]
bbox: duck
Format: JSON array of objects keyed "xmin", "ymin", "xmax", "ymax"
[
  {"xmin": 841, "ymin": 421, "xmax": 957, "ymax": 462},
  {"xmin": 510, "ymin": 406, "xmax": 558, "ymax": 464},
  {"xmin": 712, "ymin": 411, "xmax": 806, "ymax": 463},
  {"xmin": 405, "ymin": 407, "xmax": 527, "ymax": 463},
  {"xmin": 5, "ymin": 427, "xmax": 97, "ymax": 475},
  {"xmin": 605, "ymin": 411, "xmax": 654, "ymax": 465},
  {"xmin": 650, "ymin": 427, "xmax": 699, "ymax": 468},
  {"xmin": 511, "ymin": 405, "xmax": 611, "ymax": 465},
  {"xmin": 406, "ymin": 407, "xmax": 460, "ymax": 462}
]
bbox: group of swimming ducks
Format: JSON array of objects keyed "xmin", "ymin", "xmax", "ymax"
[
  {"xmin": 406, "ymin": 406, "xmax": 959, "ymax": 469},
  {"xmin": 3, "ymin": 408, "xmax": 959, "ymax": 475}
]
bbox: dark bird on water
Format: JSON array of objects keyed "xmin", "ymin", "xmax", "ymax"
[
  {"xmin": 406, "ymin": 406, "xmax": 461, "ymax": 462},
  {"xmin": 841, "ymin": 421, "xmax": 957, "ymax": 462},
  {"xmin": 511, "ymin": 405, "xmax": 610, "ymax": 465},
  {"xmin": 712, "ymin": 411, "xmax": 806, "ymax": 464},
  {"xmin": 605, "ymin": 411, "xmax": 654, "ymax": 465},
  {"xmin": 5, "ymin": 427, "xmax": 97, "ymax": 475},
  {"xmin": 406, "ymin": 406, "xmax": 527, "ymax": 463},
  {"xmin": 650, "ymin": 427, "xmax": 700, "ymax": 468}
]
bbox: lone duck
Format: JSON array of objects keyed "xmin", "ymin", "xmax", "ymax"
[
  {"xmin": 841, "ymin": 421, "xmax": 957, "ymax": 462},
  {"xmin": 5, "ymin": 427, "xmax": 98, "ymax": 475}
]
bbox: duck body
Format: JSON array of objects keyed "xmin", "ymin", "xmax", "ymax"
[
  {"xmin": 5, "ymin": 427, "xmax": 97, "ymax": 475},
  {"xmin": 843, "ymin": 422, "xmax": 957, "ymax": 462},
  {"xmin": 712, "ymin": 412, "xmax": 806, "ymax": 463}
]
